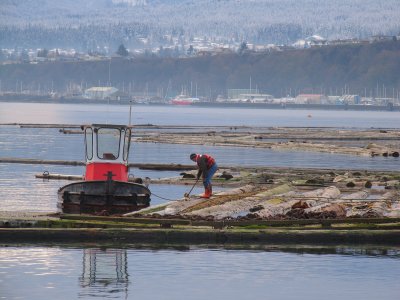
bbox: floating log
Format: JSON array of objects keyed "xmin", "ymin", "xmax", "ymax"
[
  {"xmin": 8, "ymin": 123, "xmax": 400, "ymax": 158},
  {"xmin": 35, "ymin": 172, "xmax": 146, "ymax": 184},
  {"xmin": 212, "ymin": 184, "xmax": 257, "ymax": 196},
  {"xmin": 340, "ymin": 190, "xmax": 370, "ymax": 201},
  {"xmin": 303, "ymin": 203, "xmax": 347, "ymax": 219},
  {"xmin": 35, "ymin": 173, "xmax": 83, "ymax": 181},
  {"xmin": 59, "ymin": 129, "xmax": 82, "ymax": 134},
  {"xmin": 0, "ymin": 157, "xmax": 194, "ymax": 170},
  {"xmin": 135, "ymin": 163, "xmax": 194, "ymax": 171},
  {"xmin": 60, "ymin": 214, "xmax": 400, "ymax": 227},
  {"xmin": 300, "ymin": 186, "xmax": 341, "ymax": 200},
  {"xmin": 185, "ymin": 184, "xmax": 293, "ymax": 219},
  {"xmin": 346, "ymin": 191, "xmax": 395, "ymax": 218},
  {"xmin": 19, "ymin": 124, "xmax": 81, "ymax": 128},
  {"xmin": 380, "ymin": 191, "xmax": 400, "ymax": 201},
  {"xmin": 250, "ymin": 199, "xmax": 300, "ymax": 219},
  {"xmin": 161, "ymin": 198, "xmax": 206, "ymax": 216},
  {"xmin": 252, "ymin": 186, "xmax": 341, "ymax": 219},
  {"xmin": 0, "ymin": 157, "xmax": 85, "ymax": 166}
]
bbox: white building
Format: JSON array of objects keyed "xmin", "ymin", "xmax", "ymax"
[{"xmin": 84, "ymin": 87, "xmax": 119, "ymax": 100}]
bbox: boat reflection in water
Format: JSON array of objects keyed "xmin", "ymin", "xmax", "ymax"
[{"xmin": 79, "ymin": 248, "xmax": 129, "ymax": 298}]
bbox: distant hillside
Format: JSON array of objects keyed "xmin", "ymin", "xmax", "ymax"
[
  {"xmin": 0, "ymin": 41, "xmax": 399, "ymax": 98},
  {"xmin": 1, "ymin": 0, "xmax": 400, "ymax": 49}
]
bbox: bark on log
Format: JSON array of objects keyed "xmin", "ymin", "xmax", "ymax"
[
  {"xmin": 251, "ymin": 199, "xmax": 300, "ymax": 219},
  {"xmin": 340, "ymin": 190, "xmax": 370, "ymax": 201},
  {"xmin": 303, "ymin": 203, "xmax": 347, "ymax": 219},
  {"xmin": 185, "ymin": 184, "xmax": 293, "ymax": 219},
  {"xmin": 213, "ymin": 185, "xmax": 257, "ymax": 196},
  {"xmin": 283, "ymin": 186, "xmax": 342, "ymax": 219}
]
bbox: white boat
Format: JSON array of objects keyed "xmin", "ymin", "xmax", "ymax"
[{"xmin": 170, "ymin": 94, "xmax": 200, "ymax": 105}]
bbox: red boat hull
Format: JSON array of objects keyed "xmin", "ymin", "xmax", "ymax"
[{"xmin": 171, "ymin": 100, "xmax": 193, "ymax": 105}]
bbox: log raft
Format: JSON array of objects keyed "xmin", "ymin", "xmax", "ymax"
[{"xmin": 4, "ymin": 124, "xmax": 400, "ymax": 157}]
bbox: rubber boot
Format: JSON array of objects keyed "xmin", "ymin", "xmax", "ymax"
[{"xmin": 201, "ymin": 186, "xmax": 212, "ymax": 198}]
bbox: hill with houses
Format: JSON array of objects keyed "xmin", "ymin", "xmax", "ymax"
[
  {"xmin": 1, "ymin": 0, "xmax": 400, "ymax": 52},
  {"xmin": 0, "ymin": 40, "xmax": 399, "ymax": 101}
]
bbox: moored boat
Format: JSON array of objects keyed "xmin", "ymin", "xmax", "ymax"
[
  {"xmin": 58, "ymin": 124, "xmax": 151, "ymax": 214},
  {"xmin": 170, "ymin": 94, "xmax": 200, "ymax": 105}
]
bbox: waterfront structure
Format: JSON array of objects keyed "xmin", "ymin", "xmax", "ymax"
[
  {"xmin": 84, "ymin": 87, "xmax": 119, "ymax": 100},
  {"xmin": 295, "ymin": 94, "xmax": 328, "ymax": 104}
]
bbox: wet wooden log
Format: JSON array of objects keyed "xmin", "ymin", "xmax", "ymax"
[
  {"xmin": 161, "ymin": 198, "xmax": 207, "ymax": 216},
  {"xmin": 35, "ymin": 172, "xmax": 147, "ymax": 184},
  {"xmin": 365, "ymin": 143, "xmax": 400, "ymax": 157},
  {"xmin": 186, "ymin": 184, "xmax": 293, "ymax": 219},
  {"xmin": 143, "ymin": 185, "xmax": 260, "ymax": 217},
  {"xmin": 212, "ymin": 184, "xmax": 257, "ymax": 196},
  {"xmin": 253, "ymin": 186, "xmax": 341, "ymax": 219},
  {"xmin": 303, "ymin": 203, "xmax": 347, "ymax": 219},
  {"xmin": 133, "ymin": 126, "xmax": 400, "ymax": 157},
  {"xmin": 60, "ymin": 213, "xmax": 400, "ymax": 228},
  {"xmin": 284, "ymin": 186, "xmax": 342, "ymax": 219},
  {"xmin": 0, "ymin": 157, "xmax": 195, "ymax": 171},
  {"xmin": 386, "ymin": 203, "xmax": 400, "ymax": 218},
  {"xmin": 340, "ymin": 190, "xmax": 370, "ymax": 201},
  {"xmin": 59, "ymin": 129, "xmax": 82, "ymax": 134},
  {"xmin": 0, "ymin": 157, "xmax": 85, "ymax": 166},
  {"xmin": 300, "ymin": 186, "xmax": 341, "ymax": 199},
  {"xmin": 35, "ymin": 173, "xmax": 83, "ymax": 181},
  {"xmin": 292, "ymin": 190, "xmax": 370, "ymax": 219},
  {"xmin": 135, "ymin": 163, "xmax": 195, "ymax": 171},
  {"xmin": 346, "ymin": 191, "xmax": 397, "ymax": 218},
  {"xmin": 250, "ymin": 199, "xmax": 301, "ymax": 219}
]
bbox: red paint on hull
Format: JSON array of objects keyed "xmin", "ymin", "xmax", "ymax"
[
  {"xmin": 85, "ymin": 163, "xmax": 128, "ymax": 181},
  {"xmin": 171, "ymin": 100, "xmax": 193, "ymax": 105}
]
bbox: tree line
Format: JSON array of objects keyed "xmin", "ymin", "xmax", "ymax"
[{"xmin": 1, "ymin": 41, "xmax": 399, "ymax": 99}]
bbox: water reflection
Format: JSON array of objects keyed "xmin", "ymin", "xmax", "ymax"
[
  {"xmin": 0, "ymin": 244, "xmax": 399, "ymax": 300},
  {"xmin": 79, "ymin": 248, "xmax": 129, "ymax": 299},
  {"xmin": 221, "ymin": 244, "xmax": 400, "ymax": 258}
]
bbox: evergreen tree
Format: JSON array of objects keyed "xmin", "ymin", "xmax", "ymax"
[
  {"xmin": 37, "ymin": 48, "xmax": 48, "ymax": 57},
  {"xmin": 238, "ymin": 42, "xmax": 248, "ymax": 54},
  {"xmin": 187, "ymin": 45, "xmax": 194, "ymax": 56},
  {"xmin": 117, "ymin": 44, "xmax": 129, "ymax": 56}
]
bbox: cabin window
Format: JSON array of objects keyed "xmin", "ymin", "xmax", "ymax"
[
  {"xmin": 85, "ymin": 128, "xmax": 93, "ymax": 160},
  {"xmin": 96, "ymin": 128, "xmax": 121, "ymax": 160},
  {"xmin": 123, "ymin": 128, "xmax": 131, "ymax": 161}
]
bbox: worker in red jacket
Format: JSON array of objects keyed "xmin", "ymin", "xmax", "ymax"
[{"xmin": 190, "ymin": 153, "xmax": 218, "ymax": 198}]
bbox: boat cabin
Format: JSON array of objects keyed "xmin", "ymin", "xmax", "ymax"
[{"xmin": 82, "ymin": 124, "xmax": 132, "ymax": 182}]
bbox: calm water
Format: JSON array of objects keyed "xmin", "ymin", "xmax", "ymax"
[
  {"xmin": 1, "ymin": 102, "xmax": 400, "ymax": 127},
  {"xmin": 0, "ymin": 245, "xmax": 399, "ymax": 300},
  {"xmin": 0, "ymin": 103, "xmax": 399, "ymax": 211},
  {"xmin": 1, "ymin": 102, "xmax": 400, "ymax": 299}
]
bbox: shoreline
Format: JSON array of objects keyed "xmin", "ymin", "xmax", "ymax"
[{"xmin": 0, "ymin": 98, "xmax": 399, "ymax": 112}]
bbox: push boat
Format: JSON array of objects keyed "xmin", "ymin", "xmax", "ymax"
[{"xmin": 58, "ymin": 124, "xmax": 151, "ymax": 214}]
